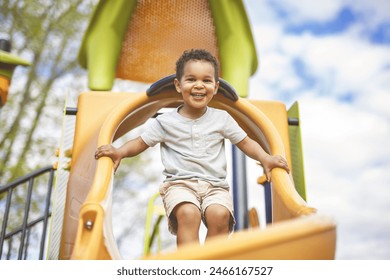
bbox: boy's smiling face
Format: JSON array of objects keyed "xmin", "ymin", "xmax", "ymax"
[{"xmin": 174, "ymin": 59, "xmax": 219, "ymax": 118}]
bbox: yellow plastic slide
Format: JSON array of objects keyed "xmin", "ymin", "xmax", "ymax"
[{"xmin": 60, "ymin": 85, "xmax": 336, "ymax": 260}]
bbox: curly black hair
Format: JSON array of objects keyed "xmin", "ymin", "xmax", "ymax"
[{"xmin": 175, "ymin": 49, "xmax": 219, "ymax": 81}]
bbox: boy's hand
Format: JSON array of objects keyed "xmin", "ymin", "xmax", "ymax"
[
  {"xmin": 262, "ymin": 155, "xmax": 290, "ymax": 182},
  {"xmin": 95, "ymin": 144, "xmax": 122, "ymax": 173}
]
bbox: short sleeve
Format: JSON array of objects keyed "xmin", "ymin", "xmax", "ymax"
[
  {"xmin": 140, "ymin": 118, "xmax": 165, "ymax": 147},
  {"xmin": 223, "ymin": 113, "xmax": 247, "ymax": 144}
]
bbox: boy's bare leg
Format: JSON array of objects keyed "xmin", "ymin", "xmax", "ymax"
[
  {"xmin": 204, "ymin": 204, "xmax": 230, "ymax": 241},
  {"xmin": 173, "ymin": 202, "xmax": 201, "ymax": 246}
]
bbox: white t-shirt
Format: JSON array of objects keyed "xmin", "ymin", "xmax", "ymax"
[{"xmin": 141, "ymin": 106, "xmax": 247, "ymax": 186}]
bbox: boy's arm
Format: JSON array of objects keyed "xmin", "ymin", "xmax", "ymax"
[
  {"xmin": 95, "ymin": 136, "xmax": 149, "ymax": 173},
  {"xmin": 235, "ymin": 136, "xmax": 290, "ymax": 182}
]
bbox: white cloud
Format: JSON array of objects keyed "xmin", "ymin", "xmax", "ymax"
[
  {"xmin": 346, "ymin": 0, "xmax": 390, "ymax": 28},
  {"xmin": 298, "ymin": 34, "xmax": 390, "ymax": 91},
  {"xmin": 301, "ymin": 95, "xmax": 390, "ymax": 168},
  {"xmin": 297, "ymin": 95, "xmax": 390, "ymax": 259},
  {"xmin": 274, "ymin": 0, "xmax": 345, "ymax": 23},
  {"xmin": 251, "ymin": 14, "xmax": 390, "ymax": 118},
  {"xmin": 244, "ymin": 0, "xmax": 390, "ymax": 259},
  {"xmin": 246, "ymin": 0, "xmax": 390, "ymax": 45}
]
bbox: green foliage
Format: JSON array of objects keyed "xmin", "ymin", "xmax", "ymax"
[{"xmin": 0, "ymin": 0, "xmax": 96, "ymax": 183}]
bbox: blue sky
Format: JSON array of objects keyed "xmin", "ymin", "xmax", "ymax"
[{"xmin": 242, "ymin": 0, "xmax": 390, "ymax": 259}]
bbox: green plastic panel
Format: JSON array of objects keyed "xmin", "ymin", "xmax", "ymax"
[
  {"xmin": 209, "ymin": 0, "xmax": 258, "ymax": 97},
  {"xmin": 78, "ymin": 0, "xmax": 137, "ymax": 90},
  {"xmin": 287, "ymin": 101, "xmax": 307, "ymax": 201},
  {"xmin": 0, "ymin": 50, "xmax": 30, "ymax": 79}
]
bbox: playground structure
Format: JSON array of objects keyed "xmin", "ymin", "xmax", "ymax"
[
  {"xmin": 0, "ymin": 39, "xmax": 30, "ymax": 108},
  {"xmin": 1, "ymin": 0, "xmax": 336, "ymax": 260}
]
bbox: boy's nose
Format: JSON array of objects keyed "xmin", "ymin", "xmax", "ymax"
[{"xmin": 194, "ymin": 80, "xmax": 204, "ymax": 88}]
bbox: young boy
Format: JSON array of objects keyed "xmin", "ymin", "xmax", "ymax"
[{"xmin": 95, "ymin": 49, "xmax": 290, "ymax": 247}]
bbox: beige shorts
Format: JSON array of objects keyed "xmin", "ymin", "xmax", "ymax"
[{"xmin": 159, "ymin": 179, "xmax": 235, "ymax": 235}]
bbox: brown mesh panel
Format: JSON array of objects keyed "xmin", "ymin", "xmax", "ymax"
[{"xmin": 116, "ymin": 0, "xmax": 220, "ymax": 83}]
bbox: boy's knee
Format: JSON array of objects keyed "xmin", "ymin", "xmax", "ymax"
[
  {"xmin": 206, "ymin": 204, "xmax": 230, "ymax": 226},
  {"xmin": 173, "ymin": 202, "xmax": 201, "ymax": 223}
]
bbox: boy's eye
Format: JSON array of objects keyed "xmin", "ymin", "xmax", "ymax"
[{"xmin": 184, "ymin": 78, "xmax": 213, "ymax": 83}]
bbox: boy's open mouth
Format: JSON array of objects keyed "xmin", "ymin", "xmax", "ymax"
[{"xmin": 191, "ymin": 93, "xmax": 206, "ymax": 98}]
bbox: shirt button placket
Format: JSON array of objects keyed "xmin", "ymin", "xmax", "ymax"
[{"xmin": 193, "ymin": 122, "xmax": 199, "ymax": 149}]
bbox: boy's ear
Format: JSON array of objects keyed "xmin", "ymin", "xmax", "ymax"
[
  {"xmin": 214, "ymin": 80, "xmax": 220, "ymax": 95},
  {"xmin": 174, "ymin": 78, "xmax": 181, "ymax": 93}
]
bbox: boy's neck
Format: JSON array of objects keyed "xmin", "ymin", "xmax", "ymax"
[{"xmin": 178, "ymin": 105, "xmax": 207, "ymax": 120}]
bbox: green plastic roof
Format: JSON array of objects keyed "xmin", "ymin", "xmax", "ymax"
[
  {"xmin": 78, "ymin": 0, "xmax": 258, "ymax": 97},
  {"xmin": 0, "ymin": 50, "xmax": 31, "ymax": 79}
]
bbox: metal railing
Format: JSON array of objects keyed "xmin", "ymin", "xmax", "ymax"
[{"xmin": 0, "ymin": 166, "xmax": 55, "ymax": 260}]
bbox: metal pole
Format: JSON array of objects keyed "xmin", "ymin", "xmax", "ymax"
[{"xmin": 232, "ymin": 145, "xmax": 248, "ymax": 230}]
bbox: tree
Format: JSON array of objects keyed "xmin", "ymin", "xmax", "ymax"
[{"xmin": 0, "ymin": 0, "xmax": 95, "ymax": 183}]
